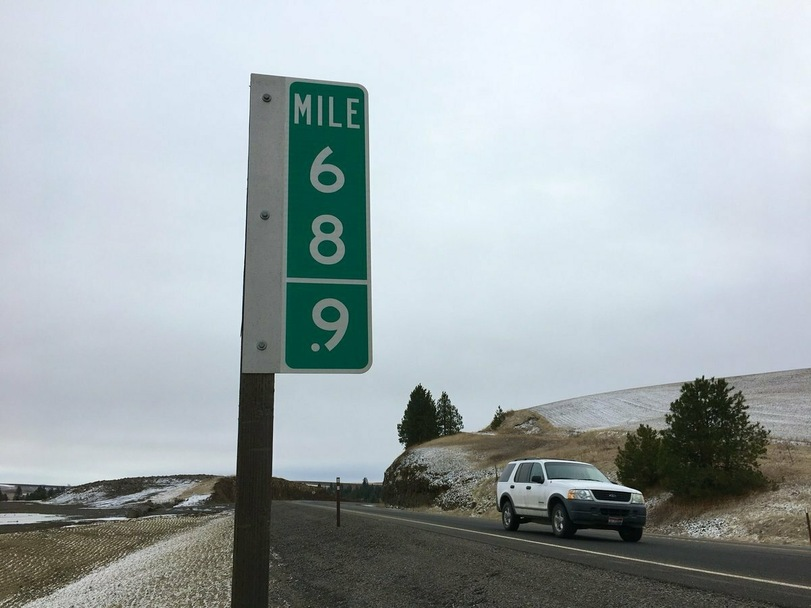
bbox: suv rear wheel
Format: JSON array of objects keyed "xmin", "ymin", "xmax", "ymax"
[
  {"xmin": 501, "ymin": 499, "xmax": 520, "ymax": 531},
  {"xmin": 551, "ymin": 503, "xmax": 577, "ymax": 538}
]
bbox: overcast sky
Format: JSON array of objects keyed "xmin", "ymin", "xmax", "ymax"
[{"xmin": 2, "ymin": 1, "xmax": 809, "ymax": 486}]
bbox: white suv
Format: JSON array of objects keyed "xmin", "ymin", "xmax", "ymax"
[{"xmin": 495, "ymin": 458, "xmax": 646, "ymax": 542}]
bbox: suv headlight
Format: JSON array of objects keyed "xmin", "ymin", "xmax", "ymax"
[
  {"xmin": 567, "ymin": 489, "xmax": 594, "ymax": 501},
  {"xmin": 630, "ymin": 492, "xmax": 644, "ymax": 504}
]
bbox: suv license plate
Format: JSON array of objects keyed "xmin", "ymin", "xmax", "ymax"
[{"xmin": 608, "ymin": 516, "xmax": 623, "ymax": 525}]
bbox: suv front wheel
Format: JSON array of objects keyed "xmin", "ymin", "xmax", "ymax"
[
  {"xmin": 501, "ymin": 499, "xmax": 520, "ymax": 531},
  {"xmin": 619, "ymin": 526, "xmax": 643, "ymax": 542},
  {"xmin": 551, "ymin": 503, "xmax": 577, "ymax": 538}
]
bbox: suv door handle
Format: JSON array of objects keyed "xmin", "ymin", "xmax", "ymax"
[
  {"xmin": 525, "ymin": 485, "xmax": 532, "ymax": 490},
  {"xmin": 509, "ymin": 484, "xmax": 515, "ymax": 489}
]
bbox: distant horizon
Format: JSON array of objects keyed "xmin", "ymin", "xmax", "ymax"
[
  {"xmin": 0, "ymin": 475, "xmax": 382, "ymax": 489},
  {"xmin": 5, "ymin": 366, "xmax": 808, "ymax": 488}
]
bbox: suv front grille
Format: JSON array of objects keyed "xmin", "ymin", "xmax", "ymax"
[
  {"xmin": 592, "ymin": 490, "xmax": 631, "ymax": 502},
  {"xmin": 599, "ymin": 508, "xmax": 630, "ymax": 517}
]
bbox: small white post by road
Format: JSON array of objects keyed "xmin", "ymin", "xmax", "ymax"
[{"xmin": 336, "ymin": 476, "xmax": 342, "ymax": 528}]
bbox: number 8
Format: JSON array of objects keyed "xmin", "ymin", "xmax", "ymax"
[{"xmin": 310, "ymin": 214, "xmax": 345, "ymax": 265}]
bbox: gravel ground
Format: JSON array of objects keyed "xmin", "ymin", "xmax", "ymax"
[
  {"xmin": 6, "ymin": 503, "xmax": 784, "ymax": 608},
  {"xmin": 266, "ymin": 504, "xmax": 778, "ymax": 608}
]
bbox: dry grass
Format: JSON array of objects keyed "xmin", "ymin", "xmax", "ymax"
[
  {"xmin": 436, "ymin": 410, "xmax": 627, "ymax": 475},
  {"xmin": 760, "ymin": 440, "xmax": 811, "ymax": 485},
  {"xmin": 648, "ymin": 494, "xmax": 736, "ymax": 522},
  {"xmin": 455, "ymin": 411, "xmax": 811, "ymax": 488},
  {"xmin": 176, "ymin": 477, "xmax": 221, "ymax": 501}
]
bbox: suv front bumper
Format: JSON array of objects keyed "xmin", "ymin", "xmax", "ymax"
[{"xmin": 567, "ymin": 499, "xmax": 647, "ymax": 528}]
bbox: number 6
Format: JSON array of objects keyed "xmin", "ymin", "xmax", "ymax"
[{"xmin": 310, "ymin": 147, "xmax": 345, "ymax": 194}]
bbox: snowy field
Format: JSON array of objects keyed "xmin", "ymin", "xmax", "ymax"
[
  {"xmin": 0, "ymin": 514, "xmax": 65, "ymax": 526},
  {"xmin": 48, "ymin": 477, "xmax": 207, "ymax": 508},
  {"xmin": 0, "ymin": 477, "xmax": 216, "ymax": 535},
  {"xmin": 532, "ymin": 368, "xmax": 811, "ymax": 441},
  {"xmin": 17, "ymin": 514, "xmax": 234, "ymax": 608},
  {"xmin": 0, "ymin": 513, "xmax": 223, "ymax": 608}
]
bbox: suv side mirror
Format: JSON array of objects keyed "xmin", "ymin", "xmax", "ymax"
[{"xmin": 531, "ymin": 475, "xmax": 544, "ymax": 484}]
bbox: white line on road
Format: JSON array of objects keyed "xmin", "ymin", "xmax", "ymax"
[{"xmin": 325, "ymin": 504, "xmax": 811, "ymax": 593}]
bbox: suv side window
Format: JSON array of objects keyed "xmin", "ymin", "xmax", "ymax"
[
  {"xmin": 530, "ymin": 462, "xmax": 544, "ymax": 483},
  {"xmin": 498, "ymin": 462, "xmax": 516, "ymax": 483},
  {"xmin": 514, "ymin": 463, "xmax": 533, "ymax": 483}
]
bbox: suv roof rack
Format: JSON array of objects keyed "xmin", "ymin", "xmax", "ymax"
[{"xmin": 511, "ymin": 457, "xmax": 579, "ymax": 462}]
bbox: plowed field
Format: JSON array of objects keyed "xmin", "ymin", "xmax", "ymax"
[{"xmin": 0, "ymin": 513, "xmax": 227, "ymax": 607}]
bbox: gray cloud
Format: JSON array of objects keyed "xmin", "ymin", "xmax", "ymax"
[{"xmin": 2, "ymin": 1, "xmax": 809, "ymax": 485}]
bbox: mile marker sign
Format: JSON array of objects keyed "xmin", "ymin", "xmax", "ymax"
[{"xmin": 241, "ymin": 74, "xmax": 371, "ymax": 373}]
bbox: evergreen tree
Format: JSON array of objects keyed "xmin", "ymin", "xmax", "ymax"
[
  {"xmin": 660, "ymin": 376, "xmax": 770, "ymax": 498},
  {"xmin": 0, "ymin": 489, "xmax": 7, "ymax": 502},
  {"xmin": 13, "ymin": 486, "xmax": 23, "ymax": 500},
  {"xmin": 436, "ymin": 391, "xmax": 463, "ymax": 437},
  {"xmin": 360, "ymin": 477, "xmax": 371, "ymax": 501},
  {"xmin": 490, "ymin": 406, "xmax": 506, "ymax": 430},
  {"xmin": 27, "ymin": 486, "xmax": 49, "ymax": 501},
  {"xmin": 397, "ymin": 384, "xmax": 439, "ymax": 448},
  {"xmin": 615, "ymin": 424, "xmax": 663, "ymax": 491}
]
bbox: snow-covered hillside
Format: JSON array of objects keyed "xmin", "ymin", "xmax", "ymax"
[
  {"xmin": 382, "ymin": 369, "xmax": 811, "ymax": 544},
  {"xmin": 532, "ymin": 368, "xmax": 811, "ymax": 441},
  {"xmin": 48, "ymin": 476, "xmax": 216, "ymax": 509}
]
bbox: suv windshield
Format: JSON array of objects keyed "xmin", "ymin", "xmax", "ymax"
[{"xmin": 544, "ymin": 462, "xmax": 610, "ymax": 483}]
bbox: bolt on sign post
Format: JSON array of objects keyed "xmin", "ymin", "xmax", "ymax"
[{"xmin": 232, "ymin": 74, "xmax": 371, "ymax": 608}]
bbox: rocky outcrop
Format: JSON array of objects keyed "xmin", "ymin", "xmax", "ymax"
[{"xmin": 383, "ymin": 445, "xmax": 494, "ymax": 512}]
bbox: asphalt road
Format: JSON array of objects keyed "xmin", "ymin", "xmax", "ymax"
[{"xmin": 285, "ymin": 501, "xmax": 811, "ymax": 608}]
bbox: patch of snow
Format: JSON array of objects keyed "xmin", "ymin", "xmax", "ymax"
[
  {"xmin": 174, "ymin": 494, "xmax": 211, "ymax": 508},
  {"xmin": 47, "ymin": 489, "xmax": 105, "ymax": 506},
  {"xmin": 676, "ymin": 516, "xmax": 741, "ymax": 539},
  {"xmin": 0, "ymin": 513, "xmax": 66, "ymax": 526},
  {"xmin": 532, "ymin": 368, "xmax": 811, "ymax": 441},
  {"xmin": 515, "ymin": 419, "xmax": 543, "ymax": 434},
  {"xmin": 63, "ymin": 517, "xmax": 128, "ymax": 527},
  {"xmin": 643, "ymin": 483, "xmax": 811, "ymax": 545},
  {"xmin": 49, "ymin": 478, "xmax": 200, "ymax": 508},
  {"xmin": 401, "ymin": 447, "xmax": 492, "ymax": 511}
]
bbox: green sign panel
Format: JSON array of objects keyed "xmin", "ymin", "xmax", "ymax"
[
  {"xmin": 285, "ymin": 282, "xmax": 370, "ymax": 370},
  {"xmin": 284, "ymin": 80, "xmax": 371, "ymax": 372},
  {"xmin": 242, "ymin": 75, "xmax": 371, "ymax": 373}
]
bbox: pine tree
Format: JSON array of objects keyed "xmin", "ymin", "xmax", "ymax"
[
  {"xmin": 615, "ymin": 424, "xmax": 662, "ymax": 491},
  {"xmin": 28, "ymin": 486, "xmax": 49, "ymax": 501},
  {"xmin": 436, "ymin": 391, "xmax": 463, "ymax": 437},
  {"xmin": 660, "ymin": 376, "xmax": 770, "ymax": 498},
  {"xmin": 397, "ymin": 384, "xmax": 439, "ymax": 447},
  {"xmin": 491, "ymin": 406, "xmax": 506, "ymax": 429}
]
